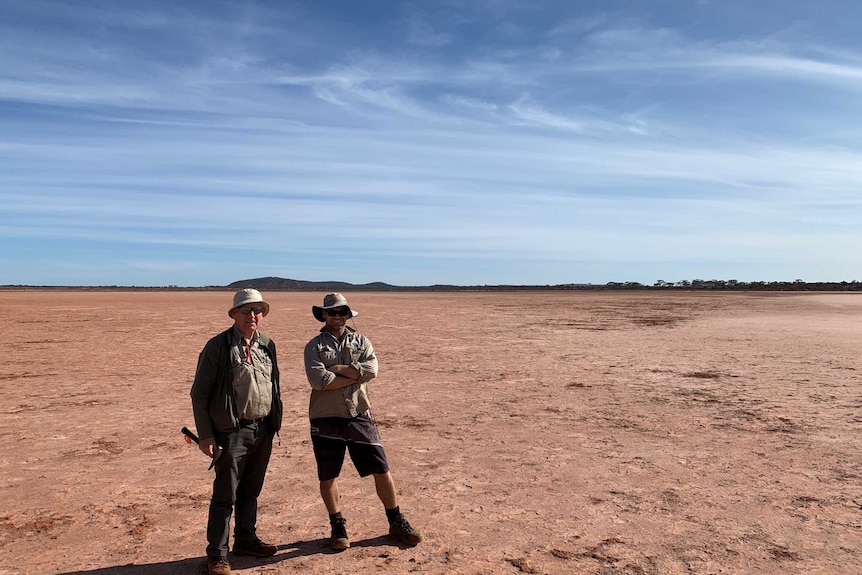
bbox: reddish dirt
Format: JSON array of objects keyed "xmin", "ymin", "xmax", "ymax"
[{"xmin": 1, "ymin": 290, "xmax": 861, "ymax": 575}]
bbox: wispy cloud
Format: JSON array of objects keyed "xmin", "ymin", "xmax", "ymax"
[{"xmin": 2, "ymin": 1, "xmax": 861, "ymax": 286}]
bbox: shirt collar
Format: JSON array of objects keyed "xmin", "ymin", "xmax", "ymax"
[{"xmin": 232, "ymin": 325, "xmax": 259, "ymax": 344}]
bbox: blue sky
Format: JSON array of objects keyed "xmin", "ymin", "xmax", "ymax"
[{"xmin": 2, "ymin": 0, "xmax": 861, "ymax": 287}]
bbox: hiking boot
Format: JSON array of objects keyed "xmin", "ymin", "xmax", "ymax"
[
  {"xmin": 330, "ymin": 517, "xmax": 350, "ymax": 550},
  {"xmin": 389, "ymin": 513, "xmax": 423, "ymax": 546},
  {"xmin": 233, "ymin": 537, "xmax": 278, "ymax": 557},
  {"xmin": 207, "ymin": 555, "xmax": 232, "ymax": 575}
]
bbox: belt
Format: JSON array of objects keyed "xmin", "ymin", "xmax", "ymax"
[{"xmin": 239, "ymin": 417, "xmax": 265, "ymax": 425}]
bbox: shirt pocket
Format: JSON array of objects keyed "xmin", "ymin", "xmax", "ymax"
[
  {"xmin": 347, "ymin": 337, "xmax": 362, "ymax": 362},
  {"xmin": 230, "ymin": 347, "xmax": 247, "ymax": 369},
  {"xmin": 319, "ymin": 345, "xmax": 337, "ymax": 365}
]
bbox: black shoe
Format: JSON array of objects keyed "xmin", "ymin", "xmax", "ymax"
[
  {"xmin": 232, "ymin": 538, "xmax": 277, "ymax": 557},
  {"xmin": 389, "ymin": 513, "xmax": 422, "ymax": 546},
  {"xmin": 330, "ymin": 517, "xmax": 350, "ymax": 550}
]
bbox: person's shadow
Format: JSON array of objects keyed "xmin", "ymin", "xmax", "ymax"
[{"xmin": 55, "ymin": 536, "xmax": 397, "ymax": 574}]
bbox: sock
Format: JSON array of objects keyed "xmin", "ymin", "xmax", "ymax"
[
  {"xmin": 385, "ymin": 506, "xmax": 401, "ymax": 524},
  {"xmin": 329, "ymin": 512, "xmax": 344, "ymax": 524}
]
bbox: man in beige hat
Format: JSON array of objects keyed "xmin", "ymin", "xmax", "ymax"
[
  {"xmin": 304, "ymin": 292, "xmax": 422, "ymax": 550},
  {"xmin": 191, "ymin": 289, "xmax": 283, "ymax": 575}
]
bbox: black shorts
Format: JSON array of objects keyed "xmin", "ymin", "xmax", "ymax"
[{"xmin": 310, "ymin": 414, "xmax": 390, "ymax": 481}]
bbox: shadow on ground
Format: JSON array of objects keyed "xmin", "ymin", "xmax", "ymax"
[{"xmin": 57, "ymin": 536, "xmax": 397, "ymax": 575}]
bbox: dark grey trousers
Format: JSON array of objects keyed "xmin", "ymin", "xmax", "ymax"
[{"xmin": 206, "ymin": 420, "xmax": 274, "ymax": 557}]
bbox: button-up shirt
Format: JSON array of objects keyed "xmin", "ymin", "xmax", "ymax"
[
  {"xmin": 304, "ymin": 326, "xmax": 378, "ymax": 419},
  {"xmin": 231, "ymin": 327, "xmax": 273, "ymax": 420}
]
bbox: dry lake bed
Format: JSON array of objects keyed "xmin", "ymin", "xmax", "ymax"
[{"xmin": 1, "ymin": 290, "xmax": 861, "ymax": 575}]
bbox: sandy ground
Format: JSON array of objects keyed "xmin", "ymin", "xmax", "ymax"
[{"xmin": 1, "ymin": 290, "xmax": 861, "ymax": 575}]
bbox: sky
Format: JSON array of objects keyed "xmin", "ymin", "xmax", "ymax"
[{"xmin": 2, "ymin": 0, "xmax": 862, "ymax": 287}]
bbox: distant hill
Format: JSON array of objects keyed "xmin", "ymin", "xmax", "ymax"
[
  {"xmin": 225, "ymin": 276, "xmax": 565, "ymax": 291},
  {"xmin": 227, "ymin": 276, "xmax": 405, "ymax": 291}
]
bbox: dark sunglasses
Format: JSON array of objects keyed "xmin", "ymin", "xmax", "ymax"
[
  {"xmin": 325, "ymin": 308, "xmax": 350, "ymax": 317},
  {"xmin": 237, "ymin": 306, "xmax": 265, "ymax": 315}
]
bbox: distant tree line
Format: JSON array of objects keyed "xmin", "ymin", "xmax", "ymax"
[{"xmin": 605, "ymin": 279, "xmax": 862, "ymax": 291}]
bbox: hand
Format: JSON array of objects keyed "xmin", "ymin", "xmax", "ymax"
[{"xmin": 199, "ymin": 437, "xmax": 217, "ymax": 458}]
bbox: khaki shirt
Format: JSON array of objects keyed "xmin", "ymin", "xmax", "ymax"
[
  {"xmin": 304, "ymin": 326, "xmax": 378, "ymax": 419},
  {"xmin": 231, "ymin": 327, "xmax": 273, "ymax": 420}
]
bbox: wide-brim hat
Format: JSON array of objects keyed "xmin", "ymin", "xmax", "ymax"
[
  {"xmin": 312, "ymin": 292, "xmax": 358, "ymax": 322},
  {"xmin": 228, "ymin": 288, "xmax": 270, "ymax": 317}
]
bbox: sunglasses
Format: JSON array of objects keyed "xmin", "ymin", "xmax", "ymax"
[
  {"xmin": 325, "ymin": 308, "xmax": 350, "ymax": 317},
  {"xmin": 237, "ymin": 306, "xmax": 265, "ymax": 315}
]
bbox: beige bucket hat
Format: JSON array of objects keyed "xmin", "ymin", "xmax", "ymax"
[
  {"xmin": 228, "ymin": 288, "xmax": 270, "ymax": 317},
  {"xmin": 312, "ymin": 292, "xmax": 359, "ymax": 322}
]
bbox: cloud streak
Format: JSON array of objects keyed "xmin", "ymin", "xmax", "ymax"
[{"xmin": 1, "ymin": 1, "xmax": 861, "ymax": 286}]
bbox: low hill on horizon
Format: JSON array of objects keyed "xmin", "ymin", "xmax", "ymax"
[
  {"xmin": 227, "ymin": 276, "xmax": 405, "ymax": 291},
  {"xmin": 225, "ymin": 276, "xmax": 586, "ymax": 291}
]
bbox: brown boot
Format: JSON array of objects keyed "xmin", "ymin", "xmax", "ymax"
[
  {"xmin": 330, "ymin": 517, "xmax": 350, "ymax": 550},
  {"xmin": 389, "ymin": 513, "xmax": 423, "ymax": 546},
  {"xmin": 207, "ymin": 555, "xmax": 232, "ymax": 575},
  {"xmin": 233, "ymin": 537, "xmax": 278, "ymax": 557}
]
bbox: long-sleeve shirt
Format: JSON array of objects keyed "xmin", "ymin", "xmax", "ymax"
[
  {"xmin": 190, "ymin": 327, "xmax": 282, "ymax": 440},
  {"xmin": 304, "ymin": 326, "xmax": 378, "ymax": 419}
]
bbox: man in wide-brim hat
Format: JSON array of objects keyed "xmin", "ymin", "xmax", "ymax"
[{"xmin": 303, "ymin": 292, "xmax": 423, "ymax": 551}]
